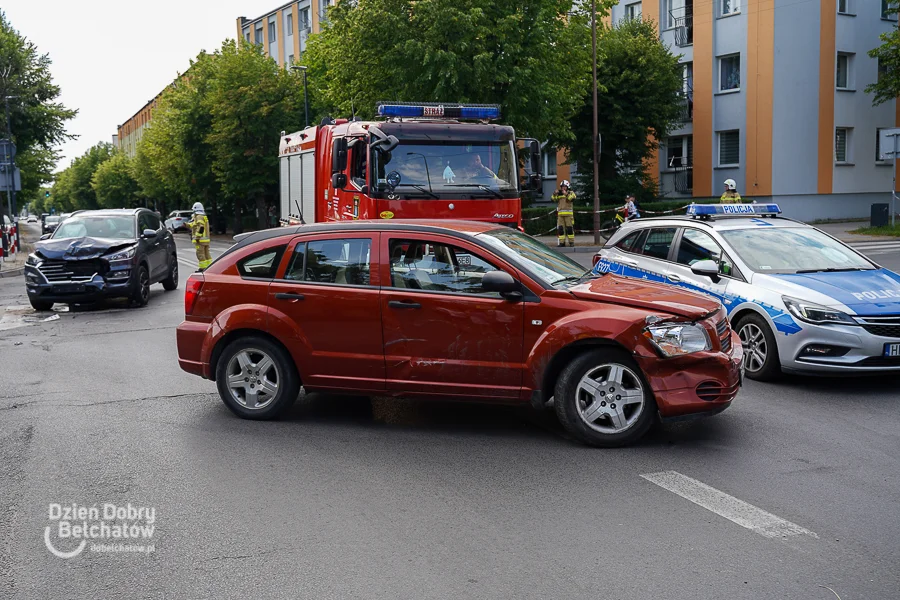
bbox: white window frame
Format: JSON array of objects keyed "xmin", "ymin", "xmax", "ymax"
[
  {"xmin": 835, "ymin": 127, "xmax": 852, "ymax": 164},
  {"xmin": 837, "ymin": 0, "xmax": 853, "ymax": 15},
  {"xmin": 836, "ymin": 52, "xmax": 853, "ymax": 90},
  {"xmin": 268, "ymin": 21, "xmax": 277, "ymax": 42},
  {"xmin": 543, "ymin": 148, "xmax": 558, "ymax": 178},
  {"xmin": 625, "ymin": 2, "xmax": 642, "ymax": 20},
  {"xmin": 718, "ymin": 54, "xmax": 741, "ymax": 93},
  {"xmin": 718, "ymin": 130, "xmax": 741, "ymax": 167},
  {"xmin": 883, "ymin": 0, "xmax": 898, "ymax": 21},
  {"xmin": 666, "ymin": 136, "xmax": 692, "ymax": 170},
  {"xmin": 287, "ymin": 13, "xmax": 294, "ymax": 36},
  {"xmin": 667, "ymin": 0, "xmax": 685, "ymax": 29},
  {"xmin": 721, "ymin": 0, "xmax": 741, "ymax": 16}
]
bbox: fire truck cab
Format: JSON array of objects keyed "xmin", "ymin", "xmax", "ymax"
[{"xmin": 278, "ymin": 103, "xmax": 541, "ymax": 228}]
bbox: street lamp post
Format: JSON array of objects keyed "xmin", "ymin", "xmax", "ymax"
[
  {"xmin": 290, "ymin": 65, "xmax": 310, "ymax": 128},
  {"xmin": 591, "ymin": 0, "xmax": 601, "ymax": 245},
  {"xmin": 3, "ymin": 95, "xmax": 17, "ymax": 219}
]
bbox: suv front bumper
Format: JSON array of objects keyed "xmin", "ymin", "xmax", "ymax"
[{"xmin": 24, "ymin": 265, "xmax": 137, "ymax": 304}]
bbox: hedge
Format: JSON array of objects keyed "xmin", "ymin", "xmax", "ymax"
[{"xmin": 522, "ymin": 200, "xmax": 697, "ymax": 236}]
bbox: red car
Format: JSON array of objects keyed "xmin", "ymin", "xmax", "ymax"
[{"xmin": 176, "ymin": 220, "xmax": 743, "ymax": 447}]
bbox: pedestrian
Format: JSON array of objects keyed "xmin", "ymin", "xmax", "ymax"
[
  {"xmin": 720, "ymin": 179, "xmax": 743, "ymax": 203},
  {"xmin": 552, "ymin": 179, "xmax": 576, "ymax": 247},
  {"xmin": 623, "ymin": 194, "xmax": 640, "ymax": 221},
  {"xmin": 188, "ymin": 202, "xmax": 211, "ymax": 270}
]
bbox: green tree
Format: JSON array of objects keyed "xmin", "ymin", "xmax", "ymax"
[
  {"xmin": 0, "ymin": 10, "xmax": 76, "ymax": 206},
  {"xmin": 51, "ymin": 142, "xmax": 115, "ymax": 211},
  {"xmin": 304, "ymin": 0, "xmax": 610, "ymax": 143},
  {"xmin": 867, "ymin": 1, "xmax": 900, "ymax": 105},
  {"xmin": 92, "ymin": 151, "xmax": 140, "ymax": 209},
  {"xmin": 204, "ymin": 40, "xmax": 306, "ymax": 230},
  {"xmin": 567, "ymin": 17, "xmax": 683, "ymax": 204}
]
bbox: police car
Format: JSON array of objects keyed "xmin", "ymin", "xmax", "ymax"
[{"xmin": 592, "ymin": 204, "xmax": 900, "ymax": 380}]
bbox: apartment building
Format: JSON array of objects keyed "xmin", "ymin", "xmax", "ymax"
[
  {"xmin": 608, "ymin": 0, "xmax": 898, "ymax": 219},
  {"xmin": 117, "ymin": 96, "xmax": 159, "ymax": 158},
  {"xmin": 235, "ymin": 0, "xmax": 329, "ymax": 67}
]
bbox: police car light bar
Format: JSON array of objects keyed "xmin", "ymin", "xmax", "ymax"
[
  {"xmin": 687, "ymin": 203, "xmax": 782, "ymax": 218},
  {"xmin": 376, "ymin": 102, "xmax": 501, "ymax": 120}
]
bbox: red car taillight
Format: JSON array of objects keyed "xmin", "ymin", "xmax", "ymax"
[
  {"xmin": 592, "ymin": 254, "xmax": 601, "ymax": 266},
  {"xmin": 184, "ymin": 273, "xmax": 205, "ymax": 316}
]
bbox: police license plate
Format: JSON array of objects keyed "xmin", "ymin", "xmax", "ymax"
[{"xmin": 884, "ymin": 343, "xmax": 900, "ymax": 357}]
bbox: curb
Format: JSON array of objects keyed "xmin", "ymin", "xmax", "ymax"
[{"xmin": 0, "ymin": 265, "xmax": 24, "ymax": 279}]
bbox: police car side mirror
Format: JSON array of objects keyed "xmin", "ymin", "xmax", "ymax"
[{"xmin": 690, "ymin": 259, "xmax": 720, "ymax": 282}]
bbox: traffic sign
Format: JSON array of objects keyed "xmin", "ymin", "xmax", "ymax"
[
  {"xmin": 0, "ymin": 166, "xmax": 21, "ymax": 192},
  {"xmin": 0, "ymin": 138, "xmax": 16, "ymax": 161},
  {"xmin": 878, "ymin": 128, "xmax": 900, "ymax": 161}
]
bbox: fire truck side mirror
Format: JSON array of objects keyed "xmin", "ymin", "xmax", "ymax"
[
  {"xmin": 529, "ymin": 141, "xmax": 540, "ymax": 174},
  {"xmin": 332, "ymin": 137, "xmax": 348, "ymax": 174},
  {"xmin": 331, "ymin": 173, "xmax": 348, "ymax": 190}
]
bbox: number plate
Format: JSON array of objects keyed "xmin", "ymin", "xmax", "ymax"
[
  {"xmin": 884, "ymin": 343, "xmax": 900, "ymax": 357},
  {"xmin": 54, "ymin": 283, "xmax": 85, "ymax": 294},
  {"xmin": 457, "ymin": 255, "xmax": 472, "ymax": 266}
]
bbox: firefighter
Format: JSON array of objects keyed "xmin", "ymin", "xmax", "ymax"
[
  {"xmin": 552, "ymin": 180, "xmax": 576, "ymax": 247},
  {"xmin": 188, "ymin": 202, "xmax": 211, "ymax": 270},
  {"xmin": 720, "ymin": 179, "xmax": 743, "ymax": 203}
]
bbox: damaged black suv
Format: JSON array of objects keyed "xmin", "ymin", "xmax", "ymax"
[{"xmin": 24, "ymin": 208, "xmax": 179, "ymax": 311}]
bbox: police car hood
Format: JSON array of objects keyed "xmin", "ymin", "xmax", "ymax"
[
  {"xmin": 35, "ymin": 237, "xmax": 137, "ymax": 261},
  {"xmin": 570, "ymin": 275, "xmax": 720, "ymax": 319},
  {"xmin": 763, "ymin": 269, "xmax": 900, "ymax": 316}
]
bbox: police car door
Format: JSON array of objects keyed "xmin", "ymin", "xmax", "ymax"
[{"xmin": 665, "ymin": 227, "xmax": 735, "ymax": 305}]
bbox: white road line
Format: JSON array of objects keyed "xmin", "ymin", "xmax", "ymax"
[
  {"xmin": 640, "ymin": 471, "xmax": 817, "ymax": 540},
  {"xmin": 849, "ymin": 242, "xmax": 900, "ymax": 250}
]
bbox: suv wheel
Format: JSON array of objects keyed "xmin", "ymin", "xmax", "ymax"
[
  {"xmin": 29, "ymin": 297, "xmax": 53, "ymax": 311},
  {"xmin": 736, "ymin": 313, "xmax": 780, "ymax": 381},
  {"xmin": 161, "ymin": 255, "xmax": 178, "ymax": 291},
  {"xmin": 215, "ymin": 336, "xmax": 300, "ymax": 420},
  {"xmin": 130, "ymin": 265, "xmax": 150, "ymax": 307},
  {"xmin": 554, "ymin": 349, "xmax": 656, "ymax": 447}
]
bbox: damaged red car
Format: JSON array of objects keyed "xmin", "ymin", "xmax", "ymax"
[{"xmin": 176, "ymin": 221, "xmax": 743, "ymax": 447}]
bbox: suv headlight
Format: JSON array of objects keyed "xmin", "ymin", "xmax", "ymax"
[
  {"xmin": 782, "ymin": 296, "xmax": 857, "ymax": 325},
  {"xmin": 26, "ymin": 253, "xmax": 41, "ymax": 267},
  {"xmin": 644, "ymin": 322, "xmax": 711, "ymax": 357},
  {"xmin": 106, "ymin": 245, "xmax": 137, "ymax": 262}
]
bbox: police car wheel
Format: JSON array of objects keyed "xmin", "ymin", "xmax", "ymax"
[
  {"xmin": 554, "ymin": 349, "xmax": 656, "ymax": 447},
  {"xmin": 736, "ymin": 314, "xmax": 781, "ymax": 381}
]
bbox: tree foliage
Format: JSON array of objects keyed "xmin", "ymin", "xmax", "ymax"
[
  {"xmin": 568, "ymin": 17, "xmax": 683, "ymax": 204},
  {"xmin": 92, "ymin": 151, "xmax": 140, "ymax": 209},
  {"xmin": 304, "ymin": 0, "xmax": 612, "ymax": 143},
  {"xmin": 0, "ymin": 10, "xmax": 76, "ymax": 209},
  {"xmin": 51, "ymin": 142, "xmax": 115, "ymax": 211},
  {"xmin": 867, "ymin": 1, "xmax": 900, "ymax": 105}
]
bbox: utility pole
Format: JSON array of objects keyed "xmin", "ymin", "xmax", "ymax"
[
  {"xmin": 591, "ymin": 0, "xmax": 601, "ymax": 245},
  {"xmin": 290, "ymin": 66, "xmax": 310, "ymax": 128},
  {"xmin": 3, "ymin": 96, "xmax": 14, "ymax": 219}
]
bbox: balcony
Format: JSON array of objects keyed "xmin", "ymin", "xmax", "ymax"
[
  {"xmin": 669, "ymin": 8, "xmax": 693, "ymax": 47},
  {"xmin": 673, "ymin": 161, "xmax": 693, "ymax": 194},
  {"xmin": 676, "ymin": 91, "xmax": 693, "ymax": 123}
]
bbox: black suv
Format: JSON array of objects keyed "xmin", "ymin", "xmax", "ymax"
[{"xmin": 24, "ymin": 208, "xmax": 179, "ymax": 310}]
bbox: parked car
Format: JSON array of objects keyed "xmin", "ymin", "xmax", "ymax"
[
  {"xmin": 27, "ymin": 215, "xmax": 38, "ymax": 223},
  {"xmin": 593, "ymin": 203, "xmax": 900, "ymax": 380},
  {"xmin": 176, "ymin": 220, "xmax": 743, "ymax": 447},
  {"xmin": 24, "ymin": 208, "xmax": 179, "ymax": 311},
  {"xmin": 42, "ymin": 215, "xmax": 61, "ymax": 235},
  {"xmin": 165, "ymin": 210, "xmax": 194, "ymax": 233}
]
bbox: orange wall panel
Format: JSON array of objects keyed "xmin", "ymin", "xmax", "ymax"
[
  {"xmin": 276, "ymin": 9, "xmax": 284, "ymax": 65},
  {"xmin": 293, "ymin": 4, "xmax": 301, "ymax": 63},
  {"xmin": 817, "ymin": 0, "xmax": 836, "ymax": 194},
  {"xmin": 745, "ymin": 0, "xmax": 774, "ymax": 197},
  {"xmin": 692, "ymin": 0, "xmax": 714, "ymax": 198}
]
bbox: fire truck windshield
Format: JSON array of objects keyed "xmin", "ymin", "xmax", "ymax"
[{"xmin": 372, "ymin": 141, "xmax": 518, "ymax": 199}]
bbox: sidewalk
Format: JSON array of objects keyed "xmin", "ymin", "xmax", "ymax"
[{"xmin": 0, "ymin": 224, "xmax": 34, "ymax": 279}]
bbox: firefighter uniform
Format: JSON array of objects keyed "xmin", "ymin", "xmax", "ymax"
[
  {"xmin": 719, "ymin": 191, "xmax": 743, "ymax": 203},
  {"xmin": 189, "ymin": 204, "xmax": 211, "ymax": 270},
  {"xmin": 552, "ymin": 183, "xmax": 576, "ymax": 247}
]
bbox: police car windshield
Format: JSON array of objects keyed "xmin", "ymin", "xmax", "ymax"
[
  {"xmin": 478, "ymin": 228, "xmax": 587, "ymax": 285},
  {"xmin": 720, "ymin": 227, "xmax": 874, "ymax": 274},
  {"xmin": 53, "ymin": 216, "xmax": 137, "ymax": 240}
]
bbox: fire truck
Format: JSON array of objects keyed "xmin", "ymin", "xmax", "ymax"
[{"xmin": 278, "ymin": 103, "xmax": 541, "ymax": 228}]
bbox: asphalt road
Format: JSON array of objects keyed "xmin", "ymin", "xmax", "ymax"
[{"xmin": 1, "ymin": 223, "xmax": 899, "ymax": 599}]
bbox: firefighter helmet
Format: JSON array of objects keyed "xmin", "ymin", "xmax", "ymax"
[
  {"xmin": 192, "ymin": 202, "xmax": 206, "ymax": 215},
  {"xmin": 724, "ymin": 179, "xmax": 737, "ymax": 191}
]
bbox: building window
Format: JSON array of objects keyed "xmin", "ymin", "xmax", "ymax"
[
  {"xmin": 667, "ymin": 0, "xmax": 685, "ymax": 29},
  {"xmin": 287, "ymin": 13, "xmax": 293, "ymax": 36},
  {"xmin": 543, "ymin": 148, "xmax": 557, "ymax": 177},
  {"xmin": 300, "ymin": 8, "xmax": 311, "ymax": 30},
  {"xmin": 718, "ymin": 130, "xmax": 740, "ymax": 166},
  {"xmin": 245, "ymin": 31, "xmax": 251, "ymax": 42},
  {"xmin": 255, "ymin": 27, "xmax": 263, "ymax": 44},
  {"xmin": 836, "ymin": 52, "xmax": 854, "ymax": 89},
  {"xmin": 268, "ymin": 22, "xmax": 276, "ymax": 42},
  {"xmin": 719, "ymin": 54, "xmax": 741, "ymax": 92},
  {"xmin": 666, "ymin": 136, "xmax": 693, "ymax": 168},
  {"xmin": 883, "ymin": 0, "xmax": 898, "ymax": 20},
  {"xmin": 835, "ymin": 128, "xmax": 851, "ymax": 163},
  {"xmin": 287, "ymin": 54, "xmax": 294, "ymax": 66},
  {"xmin": 837, "ymin": 0, "xmax": 852, "ymax": 14},
  {"xmin": 721, "ymin": 0, "xmax": 740, "ymax": 16},
  {"xmin": 625, "ymin": 2, "xmax": 642, "ymax": 20}
]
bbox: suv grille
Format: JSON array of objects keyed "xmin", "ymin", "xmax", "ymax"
[{"xmin": 38, "ymin": 259, "xmax": 103, "ymax": 282}]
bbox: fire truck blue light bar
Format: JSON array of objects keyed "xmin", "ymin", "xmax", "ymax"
[{"xmin": 376, "ymin": 103, "xmax": 501, "ymax": 120}]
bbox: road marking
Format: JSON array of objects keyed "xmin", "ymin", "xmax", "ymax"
[
  {"xmin": 849, "ymin": 241, "xmax": 900, "ymax": 250},
  {"xmin": 640, "ymin": 471, "xmax": 817, "ymax": 540}
]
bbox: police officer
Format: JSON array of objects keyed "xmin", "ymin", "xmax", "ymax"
[
  {"xmin": 720, "ymin": 179, "xmax": 743, "ymax": 203},
  {"xmin": 188, "ymin": 202, "xmax": 211, "ymax": 270},
  {"xmin": 552, "ymin": 180, "xmax": 576, "ymax": 247}
]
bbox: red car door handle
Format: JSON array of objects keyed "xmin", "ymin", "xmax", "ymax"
[
  {"xmin": 274, "ymin": 292, "xmax": 305, "ymax": 301},
  {"xmin": 388, "ymin": 300, "xmax": 421, "ymax": 309}
]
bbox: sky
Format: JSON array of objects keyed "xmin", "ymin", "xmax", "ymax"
[{"xmin": 5, "ymin": 0, "xmax": 280, "ymax": 171}]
